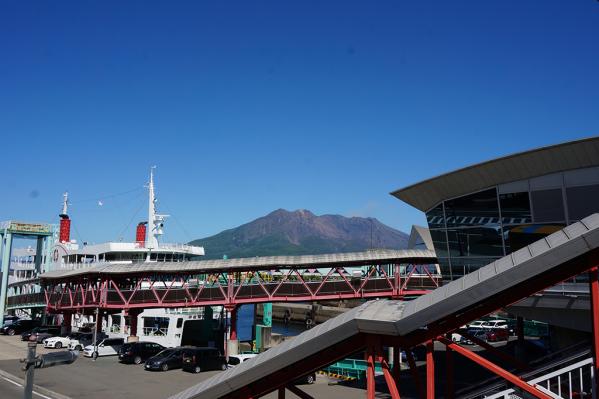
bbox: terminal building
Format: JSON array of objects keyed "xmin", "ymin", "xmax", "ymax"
[{"xmin": 392, "ymin": 137, "xmax": 599, "ymax": 281}]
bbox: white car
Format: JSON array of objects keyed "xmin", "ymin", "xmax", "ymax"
[
  {"xmin": 43, "ymin": 335, "xmax": 72, "ymax": 349},
  {"xmin": 83, "ymin": 337, "xmax": 125, "ymax": 359},
  {"xmin": 67, "ymin": 332, "xmax": 97, "ymax": 351},
  {"xmin": 227, "ymin": 353, "xmax": 258, "ymax": 367},
  {"xmin": 467, "ymin": 320, "xmax": 486, "ymax": 329},
  {"xmin": 481, "ymin": 320, "xmax": 509, "ymax": 329}
]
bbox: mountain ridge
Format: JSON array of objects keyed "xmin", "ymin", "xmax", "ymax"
[{"xmin": 189, "ymin": 209, "xmax": 409, "ymax": 260}]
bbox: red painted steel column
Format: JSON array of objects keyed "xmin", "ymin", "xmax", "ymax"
[
  {"xmin": 366, "ymin": 345, "xmax": 376, "ymax": 399},
  {"xmin": 589, "ymin": 266, "xmax": 599, "ymax": 396},
  {"xmin": 426, "ymin": 340, "xmax": 434, "ymax": 399},
  {"xmin": 381, "ymin": 357, "xmax": 401, "ymax": 399}
]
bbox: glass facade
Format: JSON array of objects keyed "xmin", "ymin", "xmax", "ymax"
[{"xmin": 425, "ymin": 166, "xmax": 599, "ymax": 281}]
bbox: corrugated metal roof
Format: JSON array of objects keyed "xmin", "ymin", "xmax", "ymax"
[
  {"xmin": 391, "ymin": 137, "xmax": 599, "ymax": 212},
  {"xmin": 169, "ymin": 213, "xmax": 599, "ymax": 399},
  {"xmin": 39, "ymin": 249, "xmax": 437, "ymax": 280}
]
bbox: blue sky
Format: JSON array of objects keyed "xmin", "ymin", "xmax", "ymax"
[{"xmin": 1, "ymin": 1, "xmax": 598, "ymax": 245}]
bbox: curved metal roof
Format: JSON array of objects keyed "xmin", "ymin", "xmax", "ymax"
[
  {"xmin": 39, "ymin": 248, "xmax": 437, "ymax": 280},
  {"xmin": 391, "ymin": 137, "xmax": 599, "ymax": 212}
]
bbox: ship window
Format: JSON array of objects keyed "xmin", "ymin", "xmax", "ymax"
[{"xmin": 176, "ymin": 318, "xmax": 183, "ymax": 328}]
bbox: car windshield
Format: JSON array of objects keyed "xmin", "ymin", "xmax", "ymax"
[{"xmin": 156, "ymin": 349, "xmax": 178, "ymax": 357}]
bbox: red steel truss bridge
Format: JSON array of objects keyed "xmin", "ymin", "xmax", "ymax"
[{"xmin": 32, "ymin": 249, "xmax": 439, "ymax": 313}]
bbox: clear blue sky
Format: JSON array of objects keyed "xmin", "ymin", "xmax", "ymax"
[{"xmin": 1, "ymin": 1, "xmax": 598, "ymax": 245}]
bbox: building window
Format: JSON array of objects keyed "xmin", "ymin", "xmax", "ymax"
[
  {"xmin": 429, "ymin": 229, "xmax": 449, "ymax": 258},
  {"xmin": 566, "ymin": 184, "xmax": 599, "ymax": 221},
  {"xmin": 446, "ymin": 227, "xmax": 503, "ymax": 258},
  {"xmin": 444, "ymin": 188, "xmax": 500, "ymax": 228},
  {"xmin": 503, "ymin": 223, "xmax": 565, "ymax": 253},
  {"xmin": 531, "ymin": 189, "xmax": 565, "ymax": 222},
  {"xmin": 426, "ymin": 203, "xmax": 445, "ymax": 229},
  {"xmin": 499, "ymin": 192, "xmax": 532, "ymax": 225}
]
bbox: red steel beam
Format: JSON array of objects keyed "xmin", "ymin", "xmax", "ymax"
[
  {"xmin": 438, "ymin": 337, "xmax": 552, "ymax": 399},
  {"xmin": 366, "ymin": 343, "xmax": 376, "ymax": 399},
  {"xmin": 457, "ymin": 331, "xmax": 528, "ymax": 371},
  {"xmin": 426, "ymin": 341, "xmax": 434, "ymax": 399},
  {"xmin": 379, "ymin": 355, "xmax": 401, "ymax": 399}
]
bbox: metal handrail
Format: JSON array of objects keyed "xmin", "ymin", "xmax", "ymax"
[{"xmin": 484, "ymin": 357, "xmax": 594, "ymax": 399}]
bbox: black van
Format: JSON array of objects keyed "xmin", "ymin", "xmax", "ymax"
[
  {"xmin": 118, "ymin": 342, "xmax": 165, "ymax": 364},
  {"xmin": 182, "ymin": 347, "xmax": 227, "ymax": 373},
  {"xmin": 1, "ymin": 319, "xmax": 41, "ymax": 336}
]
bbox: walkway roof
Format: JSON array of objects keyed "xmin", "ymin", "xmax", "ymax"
[
  {"xmin": 39, "ymin": 248, "xmax": 437, "ymax": 280},
  {"xmin": 169, "ymin": 213, "xmax": 599, "ymax": 399},
  {"xmin": 391, "ymin": 137, "xmax": 599, "ymax": 212}
]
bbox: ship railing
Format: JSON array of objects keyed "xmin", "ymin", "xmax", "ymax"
[
  {"xmin": 157, "ymin": 243, "xmax": 200, "ymax": 251},
  {"xmin": 142, "ymin": 327, "xmax": 168, "ymax": 336}
]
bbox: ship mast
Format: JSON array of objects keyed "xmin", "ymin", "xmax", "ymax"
[{"xmin": 146, "ymin": 167, "xmax": 168, "ymax": 260}]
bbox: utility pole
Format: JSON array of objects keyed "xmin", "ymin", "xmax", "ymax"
[
  {"xmin": 23, "ymin": 342, "xmax": 36, "ymax": 399},
  {"xmin": 21, "ymin": 340, "xmax": 77, "ymax": 399},
  {"xmin": 92, "ymin": 308, "xmax": 99, "ymax": 360}
]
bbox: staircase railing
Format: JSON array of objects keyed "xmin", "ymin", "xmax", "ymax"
[{"xmin": 484, "ymin": 357, "xmax": 594, "ymax": 399}]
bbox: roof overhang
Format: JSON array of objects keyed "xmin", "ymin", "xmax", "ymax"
[{"xmin": 391, "ymin": 137, "xmax": 599, "ymax": 212}]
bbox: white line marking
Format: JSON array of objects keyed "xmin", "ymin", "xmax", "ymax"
[{"xmin": 0, "ymin": 375, "xmax": 54, "ymax": 399}]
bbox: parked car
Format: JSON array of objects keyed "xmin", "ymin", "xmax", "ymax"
[
  {"xmin": 118, "ymin": 342, "xmax": 165, "ymax": 364},
  {"xmin": 83, "ymin": 337, "xmax": 125, "ymax": 359},
  {"xmin": 481, "ymin": 319, "xmax": 509, "ymax": 330},
  {"xmin": 21, "ymin": 326, "xmax": 61, "ymax": 343},
  {"xmin": 2, "ymin": 316, "xmax": 19, "ymax": 326},
  {"xmin": 295, "ymin": 373, "xmax": 317, "ymax": 385},
  {"xmin": 227, "ymin": 353, "xmax": 258, "ymax": 367},
  {"xmin": 145, "ymin": 347, "xmax": 188, "ymax": 372},
  {"xmin": 459, "ymin": 329, "xmax": 488, "ymax": 345},
  {"xmin": 68, "ymin": 332, "xmax": 101, "ymax": 351},
  {"xmin": 467, "ymin": 320, "xmax": 486, "ymax": 329},
  {"xmin": 486, "ymin": 328, "xmax": 509, "ymax": 342},
  {"xmin": 182, "ymin": 347, "xmax": 227, "ymax": 373},
  {"xmin": 1, "ymin": 319, "xmax": 41, "ymax": 336},
  {"xmin": 44, "ymin": 332, "xmax": 86, "ymax": 349}
]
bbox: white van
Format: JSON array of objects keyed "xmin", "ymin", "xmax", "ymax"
[{"xmin": 83, "ymin": 337, "xmax": 125, "ymax": 359}]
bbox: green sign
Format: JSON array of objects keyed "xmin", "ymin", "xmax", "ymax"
[{"xmin": 8, "ymin": 222, "xmax": 52, "ymax": 235}]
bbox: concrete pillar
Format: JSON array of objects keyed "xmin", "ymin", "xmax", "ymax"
[
  {"xmin": 0, "ymin": 231, "xmax": 13, "ymax": 327},
  {"xmin": 227, "ymin": 306, "xmax": 239, "ymax": 356},
  {"xmin": 127, "ymin": 309, "xmax": 141, "ymax": 342},
  {"xmin": 34, "ymin": 237, "xmax": 44, "ymax": 274}
]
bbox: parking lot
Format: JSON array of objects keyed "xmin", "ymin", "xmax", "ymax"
[{"xmin": 0, "ymin": 335, "xmax": 380, "ymax": 399}]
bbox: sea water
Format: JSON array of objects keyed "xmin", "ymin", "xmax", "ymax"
[{"xmin": 236, "ymin": 304, "xmax": 306, "ymax": 341}]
